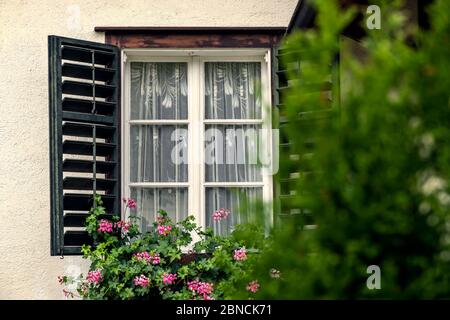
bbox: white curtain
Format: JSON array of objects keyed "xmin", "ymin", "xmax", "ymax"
[
  {"xmin": 130, "ymin": 188, "xmax": 188, "ymax": 231},
  {"xmin": 131, "ymin": 62, "xmax": 188, "ymax": 120},
  {"xmin": 205, "ymin": 187, "xmax": 262, "ymax": 235},
  {"xmin": 204, "ymin": 62, "xmax": 263, "ymax": 235},
  {"xmin": 130, "ymin": 62, "xmax": 188, "ymax": 231},
  {"xmin": 205, "ymin": 62, "xmax": 261, "ymax": 119},
  {"xmin": 130, "ymin": 61, "xmax": 264, "ymax": 234}
]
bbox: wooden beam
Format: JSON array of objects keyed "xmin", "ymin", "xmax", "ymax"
[
  {"xmin": 95, "ymin": 27, "xmax": 285, "ymax": 49},
  {"xmin": 95, "ymin": 26, "xmax": 286, "ymax": 33}
]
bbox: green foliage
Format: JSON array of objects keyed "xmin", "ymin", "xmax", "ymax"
[
  {"xmin": 59, "ymin": 196, "xmax": 268, "ymax": 300},
  {"xmin": 241, "ymin": 0, "xmax": 450, "ymax": 299}
]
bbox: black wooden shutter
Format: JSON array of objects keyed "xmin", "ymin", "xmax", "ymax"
[
  {"xmin": 48, "ymin": 36, "xmax": 121, "ymax": 256},
  {"xmin": 272, "ymin": 45, "xmax": 338, "ymax": 229}
]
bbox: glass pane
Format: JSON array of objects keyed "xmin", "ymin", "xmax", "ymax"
[
  {"xmin": 205, "ymin": 187, "xmax": 262, "ymax": 236},
  {"xmin": 130, "ymin": 125, "xmax": 188, "ymax": 182},
  {"xmin": 131, "ymin": 62, "xmax": 188, "ymax": 120},
  {"xmin": 204, "ymin": 124, "xmax": 262, "ymax": 182},
  {"xmin": 130, "ymin": 187, "xmax": 188, "ymax": 232},
  {"xmin": 205, "ymin": 62, "xmax": 261, "ymax": 119}
]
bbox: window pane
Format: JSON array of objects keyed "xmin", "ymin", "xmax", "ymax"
[
  {"xmin": 205, "ymin": 187, "xmax": 262, "ymax": 236},
  {"xmin": 131, "ymin": 125, "xmax": 188, "ymax": 182},
  {"xmin": 204, "ymin": 124, "xmax": 262, "ymax": 182},
  {"xmin": 131, "ymin": 62, "xmax": 188, "ymax": 120},
  {"xmin": 205, "ymin": 62, "xmax": 261, "ymax": 119},
  {"xmin": 130, "ymin": 187, "xmax": 188, "ymax": 231}
]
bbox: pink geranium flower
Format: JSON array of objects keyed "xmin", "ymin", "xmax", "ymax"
[
  {"xmin": 162, "ymin": 273, "xmax": 177, "ymax": 285},
  {"xmin": 151, "ymin": 253, "xmax": 160, "ymax": 265},
  {"xmin": 187, "ymin": 280, "xmax": 214, "ymax": 300},
  {"xmin": 157, "ymin": 224, "xmax": 172, "ymax": 236},
  {"xmin": 123, "ymin": 197, "xmax": 137, "ymax": 209},
  {"xmin": 197, "ymin": 282, "xmax": 214, "ymax": 296},
  {"xmin": 115, "ymin": 220, "xmax": 131, "ymax": 232},
  {"xmin": 134, "ymin": 251, "xmax": 152, "ymax": 263},
  {"xmin": 97, "ymin": 219, "xmax": 113, "ymax": 233},
  {"xmin": 86, "ymin": 270, "xmax": 102, "ymax": 284},
  {"xmin": 134, "ymin": 274, "xmax": 149, "ymax": 287},
  {"xmin": 188, "ymin": 280, "xmax": 200, "ymax": 292},
  {"xmin": 246, "ymin": 280, "xmax": 259, "ymax": 293},
  {"xmin": 212, "ymin": 208, "xmax": 230, "ymax": 221},
  {"xmin": 134, "ymin": 251, "xmax": 160, "ymax": 265},
  {"xmin": 233, "ymin": 247, "xmax": 247, "ymax": 261}
]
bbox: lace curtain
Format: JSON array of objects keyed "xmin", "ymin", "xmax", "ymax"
[
  {"xmin": 130, "ymin": 61, "xmax": 263, "ymax": 234},
  {"xmin": 204, "ymin": 62, "xmax": 263, "ymax": 235},
  {"xmin": 130, "ymin": 62, "xmax": 188, "ymax": 230}
]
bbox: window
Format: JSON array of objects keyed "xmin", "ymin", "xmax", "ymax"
[
  {"xmin": 48, "ymin": 29, "xmax": 283, "ymax": 255},
  {"xmin": 122, "ymin": 50, "xmax": 273, "ymax": 235}
]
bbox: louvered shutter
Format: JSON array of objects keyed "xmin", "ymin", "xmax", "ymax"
[
  {"xmin": 48, "ymin": 36, "xmax": 121, "ymax": 256},
  {"xmin": 272, "ymin": 44, "xmax": 338, "ymax": 229}
]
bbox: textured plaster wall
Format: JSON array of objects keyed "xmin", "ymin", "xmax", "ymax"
[{"xmin": 0, "ymin": 0, "xmax": 297, "ymax": 299}]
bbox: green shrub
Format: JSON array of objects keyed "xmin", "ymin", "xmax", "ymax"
[
  {"xmin": 235, "ymin": 0, "xmax": 450, "ymax": 299},
  {"xmin": 59, "ymin": 195, "xmax": 267, "ymax": 300}
]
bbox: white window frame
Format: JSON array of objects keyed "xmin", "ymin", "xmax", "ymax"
[{"xmin": 121, "ymin": 48, "xmax": 273, "ymax": 229}]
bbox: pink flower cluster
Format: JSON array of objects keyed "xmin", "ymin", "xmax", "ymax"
[
  {"xmin": 187, "ymin": 280, "xmax": 214, "ymax": 300},
  {"xmin": 233, "ymin": 247, "xmax": 247, "ymax": 261},
  {"xmin": 246, "ymin": 280, "xmax": 260, "ymax": 293},
  {"xmin": 97, "ymin": 218, "xmax": 133, "ymax": 235},
  {"xmin": 162, "ymin": 273, "xmax": 177, "ymax": 285},
  {"xmin": 152, "ymin": 253, "xmax": 161, "ymax": 265},
  {"xmin": 212, "ymin": 208, "xmax": 230, "ymax": 221},
  {"xmin": 115, "ymin": 220, "xmax": 131, "ymax": 232},
  {"xmin": 123, "ymin": 197, "xmax": 137, "ymax": 209},
  {"xmin": 134, "ymin": 274, "xmax": 150, "ymax": 287},
  {"xmin": 157, "ymin": 224, "xmax": 172, "ymax": 236},
  {"xmin": 134, "ymin": 251, "xmax": 160, "ymax": 265},
  {"xmin": 86, "ymin": 270, "xmax": 102, "ymax": 284},
  {"xmin": 97, "ymin": 219, "xmax": 113, "ymax": 233}
]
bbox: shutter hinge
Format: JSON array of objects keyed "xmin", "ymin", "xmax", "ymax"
[{"xmin": 122, "ymin": 52, "xmax": 128, "ymax": 63}]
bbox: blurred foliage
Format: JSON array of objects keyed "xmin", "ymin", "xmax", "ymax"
[{"xmin": 231, "ymin": 0, "xmax": 450, "ymax": 298}]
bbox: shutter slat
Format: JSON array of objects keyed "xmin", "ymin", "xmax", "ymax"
[
  {"xmin": 63, "ymin": 98, "xmax": 114, "ymax": 115},
  {"xmin": 62, "ymin": 63, "xmax": 115, "ymax": 82},
  {"xmin": 63, "ymin": 140, "xmax": 116, "ymax": 156},
  {"xmin": 277, "ymin": 81, "xmax": 332, "ymax": 94},
  {"xmin": 64, "ymin": 231, "xmax": 93, "ymax": 246},
  {"xmin": 63, "ymin": 177, "xmax": 117, "ymax": 190},
  {"xmin": 62, "ymin": 111, "xmax": 114, "ymax": 125},
  {"xmin": 62, "ymin": 45, "xmax": 115, "ymax": 65},
  {"xmin": 63, "ymin": 193, "xmax": 115, "ymax": 212},
  {"xmin": 49, "ymin": 35, "xmax": 120, "ymax": 256},
  {"xmin": 62, "ymin": 80, "xmax": 115, "ymax": 98},
  {"xmin": 62, "ymin": 159, "xmax": 116, "ymax": 173},
  {"xmin": 63, "ymin": 122, "xmax": 115, "ymax": 139}
]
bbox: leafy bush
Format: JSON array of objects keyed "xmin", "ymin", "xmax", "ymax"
[
  {"xmin": 239, "ymin": 0, "xmax": 450, "ymax": 299},
  {"xmin": 59, "ymin": 195, "xmax": 268, "ymax": 300}
]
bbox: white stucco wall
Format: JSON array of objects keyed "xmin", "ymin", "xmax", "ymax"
[{"xmin": 0, "ymin": 0, "xmax": 297, "ymax": 299}]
